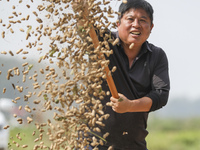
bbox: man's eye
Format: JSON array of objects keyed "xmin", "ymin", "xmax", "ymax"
[
  {"xmin": 140, "ymin": 19, "xmax": 146, "ymax": 22},
  {"xmin": 127, "ymin": 18, "xmax": 133, "ymax": 21}
]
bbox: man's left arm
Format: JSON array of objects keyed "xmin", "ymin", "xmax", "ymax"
[
  {"xmin": 111, "ymin": 94, "xmax": 152, "ymax": 113},
  {"xmin": 110, "ymin": 49, "xmax": 170, "ymax": 113}
]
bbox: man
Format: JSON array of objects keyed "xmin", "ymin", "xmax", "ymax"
[
  {"xmin": 75, "ymin": 0, "xmax": 170, "ymax": 149},
  {"xmin": 97, "ymin": 0, "xmax": 170, "ymax": 149}
]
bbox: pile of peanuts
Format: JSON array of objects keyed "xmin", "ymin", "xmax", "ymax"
[{"xmin": 0, "ymin": 0, "xmax": 126, "ymax": 149}]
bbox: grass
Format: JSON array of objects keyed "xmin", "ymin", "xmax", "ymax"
[
  {"xmin": 147, "ymin": 129, "xmax": 200, "ymax": 150},
  {"xmin": 8, "ymin": 125, "xmax": 51, "ymax": 150},
  {"xmin": 146, "ymin": 118, "xmax": 200, "ymax": 150},
  {"xmin": 7, "ymin": 118, "xmax": 200, "ymax": 150}
]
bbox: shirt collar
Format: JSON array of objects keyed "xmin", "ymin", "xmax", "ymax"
[{"xmin": 143, "ymin": 41, "xmax": 152, "ymax": 53}]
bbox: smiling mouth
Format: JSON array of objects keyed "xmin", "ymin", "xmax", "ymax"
[{"xmin": 130, "ymin": 32, "xmax": 141, "ymax": 35}]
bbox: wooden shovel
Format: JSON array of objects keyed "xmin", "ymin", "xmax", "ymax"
[{"xmin": 81, "ymin": 4, "xmax": 119, "ymax": 99}]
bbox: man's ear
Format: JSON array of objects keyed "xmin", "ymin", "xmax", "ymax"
[
  {"xmin": 116, "ymin": 20, "xmax": 120, "ymax": 28},
  {"xmin": 150, "ymin": 23, "xmax": 154, "ymax": 31}
]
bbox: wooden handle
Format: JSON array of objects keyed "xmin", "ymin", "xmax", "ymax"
[
  {"xmin": 81, "ymin": 6, "xmax": 119, "ymax": 99},
  {"xmin": 88, "ymin": 26, "xmax": 119, "ymax": 98}
]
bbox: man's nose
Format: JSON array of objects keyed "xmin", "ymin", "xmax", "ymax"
[{"xmin": 132, "ymin": 19, "xmax": 140, "ymax": 28}]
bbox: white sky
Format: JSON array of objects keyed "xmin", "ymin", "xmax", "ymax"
[
  {"xmin": 111, "ymin": 0, "xmax": 200, "ymax": 100},
  {"xmin": 1, "ymin": 0, "xmax": 200, "ymax": 100},
  {"xmin": 145, "ymin": 0, "xmax": 200, "ymax": 100}
]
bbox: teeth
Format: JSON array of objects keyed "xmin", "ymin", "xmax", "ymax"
[{"xmin": 131, "ymin": 32, "xmax": 140, "ymax": 35}]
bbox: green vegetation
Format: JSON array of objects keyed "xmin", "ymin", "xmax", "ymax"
[
  {"xmin": 8, "ymin": 125, "xmax": 51, "ymax": 150},
  {"xmin": 146, "ymin": 118, "xmax": 200, "ymax": 150},
  {"xmin": 8, "ymin": 118, "xmax": 200, "ymax": 150}
]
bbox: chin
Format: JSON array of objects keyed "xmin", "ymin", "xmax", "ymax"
[{"xmin": 127, "ymin": 40, "xmax": 137, "ymax": 44}]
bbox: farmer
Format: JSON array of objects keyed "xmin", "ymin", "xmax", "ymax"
[{"xmin": 75, "ymin": 0, "xmax": 170, "ymax": 149}]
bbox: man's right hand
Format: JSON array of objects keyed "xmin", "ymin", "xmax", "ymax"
[
  {"xmin": 71, "ymin": 0, "xmax": 89, "ymax": 28},
  {"xmin": 71, "ymin": 0, "xmax": 88, "ymax": 14}
]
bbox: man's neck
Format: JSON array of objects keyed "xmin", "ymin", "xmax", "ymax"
[{"xmin": 122, "ymin": 43, "xmax": 141, "ymax": 68}]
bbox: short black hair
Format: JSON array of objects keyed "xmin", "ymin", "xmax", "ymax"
[{"xmin": 118, "ymin": 0, "xmax": 154, "ymax": 24}]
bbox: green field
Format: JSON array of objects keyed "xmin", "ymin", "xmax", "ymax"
[
  {"xmin": 8, "ymin": 125, "xmax": 51, "ymax": 150},
  {"xmin": 146, "ymin": 118, "xmax": 200, "ymax": 150},
  {"xmin": 8, "ymin": 118, "xmax": 200, "ymax": 150}
]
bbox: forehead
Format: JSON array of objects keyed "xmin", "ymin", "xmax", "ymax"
[{"xmin": 123, "ymin": 8, "xmax": 149, "ymax": 18}]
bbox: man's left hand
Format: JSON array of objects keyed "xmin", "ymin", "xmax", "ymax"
[{"xmin": 110, "ymin": 93, "xmax": 132, "ymax": 113}]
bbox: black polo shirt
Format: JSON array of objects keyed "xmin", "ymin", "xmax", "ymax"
[{"xmin": 99, "ymin": 31, "xmax": 170, "ymax": 149}]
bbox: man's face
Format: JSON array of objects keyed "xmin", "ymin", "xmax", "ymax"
[{"xmin": 117, "ymin": 8, "xmax": 154, "ymax": 47}]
